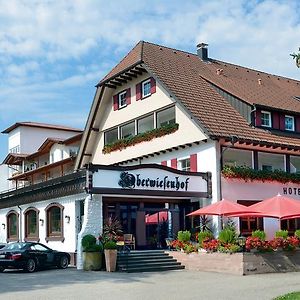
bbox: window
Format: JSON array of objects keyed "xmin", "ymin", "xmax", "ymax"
[
  {"xmin": 142, "ymin": 79, "xmax": 151, "ymax": 98},
  {"xmin": 6, "ymin": 211, "xmax": 19, "ymax": 242},
  {"xmin": 105, "ymin": 128, "xmax": 118, "ymax": 145},
  {"xmin": 24, "ymin": 208, "xmax": 39, "ymax": 241},
  {"xmin": 285, "ymin": 115, "xmax": 295, "ymax": 131},
  {"xmin": 9, "ymin": 145, "xmax": 20, "ymax": 154},
  {"xmin": 237, "ymin": 201, "xmax": 263, "ymax": 236},
  {"xmin": 157, "ymin": 107, "xmax": 176, "ymax": 128},
  {"xmin": 45, "ymin": 203, "xmax": 64, "ymax": 242},
  {"xmin": 261, "ymin": 111, "xmax": 271, "ymax": 127},
  {"xmin": 223, "ymin": 148, "xmax": 252, "ymax": 168},
  {"xmin": 281, "ymin": 218, "xmax": 300, "ymax": 234},
  {"xmin": 137, "ymin": 115, "xmax": 154, "ymax": 134},
  {"xmin": 290, "ymin": 156, "xmax": 300, "ymax": 173},
  {"xmin": 258, "ymin": 152, "xmax": 285, "ymax": 171},
  {"xmin": 118, "ymin": 91, "xmax": 127, "ymax": 109},
  {"xmin": 120, "ymin": 122, "xmax": 135, "ymax": 139},
  {"xmin": 178, "ymin": 158, "xmax": 190, "ymax": 171}
]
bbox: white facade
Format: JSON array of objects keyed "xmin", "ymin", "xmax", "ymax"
[{"xmin": 0, "ymin": 164, "xmax": 9, "ymax": 193}]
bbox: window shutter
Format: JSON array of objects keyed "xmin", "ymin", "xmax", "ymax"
[
  {"xmin": 171, "ymin": 158, "xmax": 177, "ymax": 169},
  {"xmin": 150, "ymin": 77, "xmax": 156, "ymax": 94},
  {"xmin": 296, "ymin": 117, "xmax": 300, "ymax": 132},
  {"xmin": 113, "ymin": 95, "xmax": 118, "ymax": 111},
  {"xmin": 255, "ymin": 110, "xmax": 261, "ymax": 126},
  {"xmin": 161, "ymin": 161, "xmax": 167, "ymax": 166},
  {"xmin": 136, "ymin": 83, "xmax": 142, "ymax": 101},
  {"xmin": 272, "ymin": 112, "xmax": 280, "ymax": 129},
  {"xmin": 126, "ymin": 88, "xmax": 131, "ymax": 105},
  {"xmin": 279, "ymin": 115, "xmax": 285, "ymax": 130},
  {"xmin": 190, "ymin": 154, "xmax": 197, "ymax": 172}
]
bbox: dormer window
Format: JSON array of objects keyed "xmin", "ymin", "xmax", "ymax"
[
  {"xmin": 285, "ymin": 115, "xmax": 295, "ymax": 131},
  {"xmin": 118, "ymin": 91, "xmax": 127, "ymax": 109},
  {"xmin": 142, "ymin": 79, "xmax": 151, "ymax": 98},
  {"xmin": 261, "ymin": 111, "xmax": 271, "ymax": 127}
]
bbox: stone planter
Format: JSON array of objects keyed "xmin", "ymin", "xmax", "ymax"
[
  {"xmin": 167, "ymin": 250, "xmax": 300, "ymax": 275},
  {"xmin": 104, "ymin": 249, "xmax": 117, "ymax": 272},
  {"xmin": 83, "ymin": 252, "xmax": 102, "ymax": 271}
]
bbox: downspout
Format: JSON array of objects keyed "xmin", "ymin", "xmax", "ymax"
[{"xmin": 17, "ymin": 205, "xmax": 22, "ymax": 242}]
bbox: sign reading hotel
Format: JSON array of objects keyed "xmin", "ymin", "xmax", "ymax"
[{"xmin": 90, "ymin": 164, "xmax": 211, "ymax": 198}]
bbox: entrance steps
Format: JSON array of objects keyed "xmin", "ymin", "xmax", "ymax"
[{"xmin": 117, "ymin": 250, "xmax": 185, "ymax": 273}]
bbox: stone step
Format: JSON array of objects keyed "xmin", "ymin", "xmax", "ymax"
[{"xmin": 125, "ymin": 265, "xmax": 185, "ymax": 273}]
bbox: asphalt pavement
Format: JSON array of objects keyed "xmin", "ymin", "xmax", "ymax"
[{"xmin": 0, "ymin": 267, "xmax": 300, "ymax": 300}]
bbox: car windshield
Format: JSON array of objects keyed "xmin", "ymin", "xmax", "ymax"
[{"xmin": 2, "ymin": 243, "xmax": 28, "ymax": 250}]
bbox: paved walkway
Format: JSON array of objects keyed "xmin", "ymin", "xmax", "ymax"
[{"xmin": 0, "ymin": 268, "xmax": 299, "ymax": 300}]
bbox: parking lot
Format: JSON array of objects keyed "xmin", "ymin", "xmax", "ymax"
[{"xmin": 0, "ymin": 267, "xmax": 300, "ymax": 300}]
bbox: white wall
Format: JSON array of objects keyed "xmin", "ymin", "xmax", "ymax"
[
  {"xmin": 0, "ymin": 193, "xmax": 85, "ymax": 252},
  {"xmin": 0, "ymin": 164, "xmax": 9, "ymax": 193},
  {"xmin": 8, "ymin": 126, "xmax": 80, "ymax": 154}
]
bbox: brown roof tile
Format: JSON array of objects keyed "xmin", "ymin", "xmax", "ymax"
[{"xmin": 99, "ymin": 41, "xmax": 300, "ymax": 148}]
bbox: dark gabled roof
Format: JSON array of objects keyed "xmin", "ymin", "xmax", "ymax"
[
  {"xmin": 97, "ymin": 41, "xmax": 300, "ymax": 148},
  {"xmin": 2, "ymin": 122, "xmax": 82, "ymax": 134}
]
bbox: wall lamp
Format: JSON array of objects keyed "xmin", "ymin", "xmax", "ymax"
[
  {"xmin": 1, "ymin": 223, "xmax": 5, "ymax": 230},
  {"xmin": 65, "ymin": 215, "xmax": 70, "ymax": 224},
  {"xmin": 39, "ymin": 219, "xmax": 44, "ymax": 226}
]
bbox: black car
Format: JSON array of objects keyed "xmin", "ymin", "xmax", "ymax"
[{"xmin": 0, "ymin": 242, "xmax": 70, "ymax": 272}]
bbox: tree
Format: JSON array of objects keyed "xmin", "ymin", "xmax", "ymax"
[{"xmin": 290, "ymin": 48, "xmax": 300, "ymax": 68}]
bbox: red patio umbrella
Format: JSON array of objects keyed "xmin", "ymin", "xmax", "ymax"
[
  {"xmin": 245, "ymin": 194, "xmax": 300, "ymax": 220},
  {"xmin": 187, "ymin": 199, "xmax": 257, "ymax": 217}
]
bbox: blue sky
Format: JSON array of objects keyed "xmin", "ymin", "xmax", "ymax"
[{"xmin": 1, "ymin": 0, "xmax": 300, "ymax": 161}]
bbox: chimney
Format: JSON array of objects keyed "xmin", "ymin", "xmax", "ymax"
[{"xmin": 197, "ymin": 43, "xmax": 209, "ymax": 61}]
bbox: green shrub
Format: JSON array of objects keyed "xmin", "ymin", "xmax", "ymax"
[
  {"xmin": 218, "ymin": 244, "xmax": 241, "ymax": 254},
  {"xmin": 275, "ymin": 230, "xmax": 289, "ymax": 239},
  {"xmin": 252, "ymin": 230, "xmax": 266, "ymax": 241},
  {"xmin": 104, "ymin": 240, "xmax": 117, "ymax": 250},
  {"xmin": 218, "ymin": 228, "xmax": 236, "ymax": 244},
  {"xmin": 177, "ymin": 231, "xmax": 191, "ymax": 242},
  {"xmin": 295, "ymin": 229, "xmax": 300, "ymax": 239},
  {"xmin": 198, "ymin": 231, "xmax": 214, "ymax": 245},
  {"xmin": 82, "ymin": 234, "xmax": 100, "ymax": 252}
]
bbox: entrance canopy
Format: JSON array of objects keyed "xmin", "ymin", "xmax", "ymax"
[{"xmin": 187, "ymin": 199, "xmax": 256, "ymax": 217}]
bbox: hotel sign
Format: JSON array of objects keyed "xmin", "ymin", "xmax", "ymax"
[{"xmin": 89, "ymin": 164, "xmax": 211, "ymax": 198}]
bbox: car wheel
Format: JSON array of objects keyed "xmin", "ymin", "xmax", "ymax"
[
  {"xmin": 0, "ymin": 266, "xmax": 4, "ymax": 272},
  {"xmin": 58, "ymin": 255, "xmax": 69, "ymax": 269},
  {"xmin": 25, "ymin": 258, "xmax": 37, "ymax": 273}
]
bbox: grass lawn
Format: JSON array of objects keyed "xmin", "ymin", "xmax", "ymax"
[{"xmin": 274, "ymin": 292, "xmax": 300, "ymax": 300}]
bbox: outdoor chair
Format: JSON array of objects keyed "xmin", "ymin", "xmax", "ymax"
[{"xmin": 123, "ymin": 234, "xmax": 135, "ymax": 250}]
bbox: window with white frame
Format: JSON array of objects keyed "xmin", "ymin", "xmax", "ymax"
[
  {"xmin": 290, "ymin": 156, "xmax": 300, "ymax": 173},
  {"xmin": 261, "ymin": 111, "xmax": 271, "ymax": 127},
  {"xmin": 157, "ymin": 107, "xmax": 176, "ymax": 128},
  {"xmin": 120, "ymin": 122, "xmax": 135, "ymax": 139},
  {"xmin": 258, "ymin": 152, "xmax": 284, "ymax": 171},
  {"xmin": 118, "ymin": 91, "xmax": 127, "ymax": 109},
  {"xmin": 9, "ymin": 145, "xmax": 20, "ymax": 154},
  {"xmin": 178, "ymin": 158, "xmax": 190, "ymax": 171},
  {"xmin": 142, "ymin": 79, "xmax": 151, "ymax": 98},
  {"xmin": 105, "ymin": 128, "xmax": 118, "ymax": 145},
  {"xmin": 137, "ymin": 115, "xmax": 154, "ymax": 134},
  {"xmin": 285, "ymin": 115, "xmax": 295, "ymax": 131}
]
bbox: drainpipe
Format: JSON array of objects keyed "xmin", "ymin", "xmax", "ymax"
[{"xmin": 17, "ymin": 205, "xmax": 22, "ymax": 242}]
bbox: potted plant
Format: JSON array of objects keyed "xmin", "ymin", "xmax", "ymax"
[
  {"xmin": 104, "ymin": 240, "xmax": 117, "ymax": 272},
  {"xmin": 82, "ymin": 234, "xmax": 103, "ymax": 271}
]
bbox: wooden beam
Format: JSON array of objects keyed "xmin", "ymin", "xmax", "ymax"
[
  {"xmin": 125, "ymin": 71, "xmax": 137, "ymax": 78},
  {"xmin": 129, "ymin": 69, "xmax": 142, "ymax": 76},
  {"xmin": 135, "ymin": 66, "xmax": 146, "ymax": 73},
  {"xmin": 104, "ymin": 83, "xmax": 116, "ymax": 89},
  {"xmin": 91, "ymin": 128, "xmax": 99, "ymax": 132},
  {"xmin": 109, "ymin": 80, "xmax": 122, "ymax": 86},
  {"xmin": 83, "ymin": 153, "xmax": 92, "ymax": 157},
  {"xmin": 120, "ymin": 74, "xmax": 132, "ymax": 81},
  {"xmin": 114, "ymin": 77, "xmax": 127, "ymax": 83}
]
